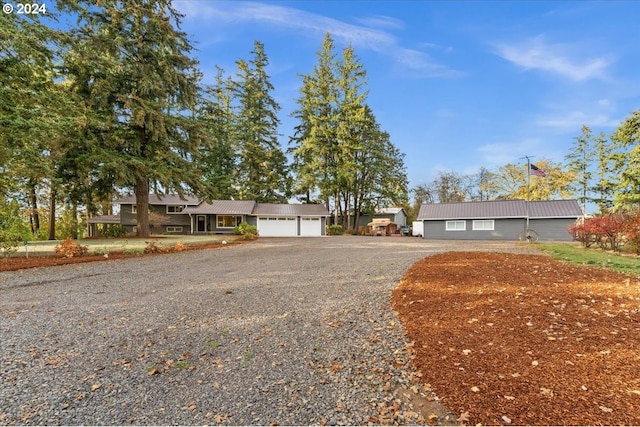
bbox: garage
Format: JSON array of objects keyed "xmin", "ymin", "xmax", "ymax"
[
  {"xmin": 300, "ymin": 217, "xmax": 322, "ymax": 236},
  {"xmin": 257, "ymin": 216, "xmax": 297, "ymax": 237}
]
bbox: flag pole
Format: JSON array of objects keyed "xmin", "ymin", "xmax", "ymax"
[{"xmin": 520, "ymin": 155, "xmax": 534, "ymax": 233}]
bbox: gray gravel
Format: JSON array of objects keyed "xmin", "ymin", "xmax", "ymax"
[{"xmin": 0, "ymin": 237, "xmax": 539, "ymax": 425}]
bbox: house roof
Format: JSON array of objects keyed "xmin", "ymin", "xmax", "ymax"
[
  {"xmin": 253, "ymin": 203, "xmax": 330, "ymax": 216},
  {"xmin": 182, "ymin": 200, "xmax": 257, "ymax": 215},
  {"xmin": 377, "ymin": 207, "xmax": 406, "ymax": 215},
  {"xmin": 417, "ymin": 199, "xmax": 583, "ymax": 220},
  {"xmin": 87, "ymin": 215, "xmax": 121, "ymax": 224},
  {"xmin": 114, "ymin": 194, "xmax": 201, "ymax": 205}
]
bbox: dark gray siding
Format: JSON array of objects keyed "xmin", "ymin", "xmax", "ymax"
[
  {"xmin": 422, "ymin": 217, "xmax": 577, "ymax": 241},
  {"xmin": 529, "ymin": 218, "xmax": 576, "ymax": 241},
  {"xmin": 120, "ymin": 204, "xmax": 191, "ymax": 234},
  {"xmin": 423, "ymin": 218, "xmax": 523, "ymax": 240}
]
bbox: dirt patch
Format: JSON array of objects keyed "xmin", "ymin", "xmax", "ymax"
[
  {"xmin": 392, "ymin": 251, "xmax": 640, "ymax": 426},
  {"xmin": 0, "ymin": 239, "xmax": 242, "ymax": 273}
]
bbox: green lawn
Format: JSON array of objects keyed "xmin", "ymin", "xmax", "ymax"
[
  {"xmin": 537, "ymin": 242, "xmax": 640, "ymax": 277},
  {"xmin": 18, "ymin": 235, "xmax": 232, "ymax": 256}
]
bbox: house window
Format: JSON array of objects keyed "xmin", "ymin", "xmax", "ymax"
[
  {"xmin": 166, "ymin": 226, "xmax": 183, "ymax": 233},
  {"xmin": 166, "ymin": 205, "xmax": 185, "ymax": 214},
  {"xmin": 473, "ymin": 220, "xmax": 494, "ymax": 230},
  {"xmin": 445, "ymin": 220, "xmax": 466, "ymax": 231},
  {"xmin": 131, "ymin": 205, "xmax": 137, "ymax": 214},
  {"xmin": 217, "ymin": 215, "xmax": 242, "ymax": 228}
]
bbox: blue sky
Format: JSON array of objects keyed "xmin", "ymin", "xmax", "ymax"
[{"xmin": 172, "ymin": 1, "xmax": 639, "ymax": 190}]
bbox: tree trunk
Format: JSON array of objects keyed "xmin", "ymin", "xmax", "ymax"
[
  {"xmin": 71, "ymin": 201, "xmax": 78, "ymax": 239},
  {"xmin": 48, "ymin": 186, "xmax": 56, "ymax": 240},
  {"xmin": 135, "ymin": 177, "xmax": 150, "ymax": 237},
  {"xmin": 28, "ymin": 182, "xmax": 40, "ymax": 236}
]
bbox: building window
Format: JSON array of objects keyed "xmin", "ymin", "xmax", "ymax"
[
  {"xmin": 131, "ymin": 205, "xmax": 137, "ymax": 214},
  {"xmin": 217, "ymin": 215, "xmax": 242, "ymax": 228},
  {"xmin": 166, "ymin": 226, "xmax": 183, "ymax": 233},
  {"xmin": 166, "ymin": 205, "xmax": 185, "ymax": 214},
  {"xmin": 472, "ymin": 220, "xmax": 494, "ymax": 230},
  {"xmin": 445, "ymin": 220, "xmax": 466, "ymax": 231}
]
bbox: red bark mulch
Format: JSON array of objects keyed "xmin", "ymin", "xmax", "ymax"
[{"xmin": 392, "ymin": 251, "xmax": 640, "ymax": 426}]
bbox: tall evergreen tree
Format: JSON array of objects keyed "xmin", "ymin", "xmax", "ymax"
[
  {"xmin": 592, "ymin": 132, "xmax": 616, "ymax": 212},
  {"xmin": 335, "ymin": 45, "xmax": 368, "ymax": 227},
  {"xmin": 290, "ymin": 33, "xmax": 408, "ymax": 228},
  {"xmin": 233, "ymin": 41, "xmax": 289, "ymax": 202},
  {"xmin": 611, "ymin": 110, "xmax": 640, "ymax": 209},
  {"xmin": 198, "ymin": 67, "xmax": 238, "ymax": 199},
  {"xmin": 565, "ymin": 125, "xmax": 595, "ymax": 215},
  {"xmin": 61, "ymin": 0, "xmax": 205, "ymax": 237},
  {"xmin": 290, "ymin": 33, "xmax": 339, "ymax": 209}
]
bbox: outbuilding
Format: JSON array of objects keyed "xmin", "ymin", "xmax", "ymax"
[{"xmin": 416, "ymin": 199, "xmax": 582, "ymax": 241}]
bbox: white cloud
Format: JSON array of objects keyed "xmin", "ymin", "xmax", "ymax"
[
  {"xmin": 493, "ymin": 35, "xmax": 611, "ymax": 82},
  {"xmin": 174, "ymin": 0, "xmax": 459, "ymax": 77},
  {"xmin": 535, "ymin": 111, "xmax": 620, "ymax": 130},
  {"xmin": 354, "ymin": 15, "xmax": 404, "ymax": 30}
]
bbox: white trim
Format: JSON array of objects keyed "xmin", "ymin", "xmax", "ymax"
[
  {"xmin": 131, "ymin": 205, "xmax": 137, "ymax": 214},
  {"xmin": 472, "ymin": 219, "xmax": 494, "ymax": 230},
  {"xmin": 166, "ymin": 205, "xmax": 185, "ymax": 214},
  {"xmin": 445, "ymin": 220, "xmax": 466, "ymax": 231},
  {"xmin": 166, "ymin": 226, "xmax": 183, "ymax": 233},
  {"xmin": 216, "ymin": 215, "xmax": 242, "ymax": 228}
]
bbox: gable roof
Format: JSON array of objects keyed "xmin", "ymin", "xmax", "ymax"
[
  {"xmin": 376, "ymin": 207, "xmax": 407, "ymax": 216},
  {"xmin": 417, "ymin": 199, "xmax": 582, "ymax": 220},
  {"xmin": 253, "ymin": 203, "xmax": 330, "ymax": 216},
  {"xmin": 182, "ymin": 200, "xmax": 256, "ymax": 215},
  {"xmin": 115, "ymin": 194, "xmax": 201, "ymax": 206}
]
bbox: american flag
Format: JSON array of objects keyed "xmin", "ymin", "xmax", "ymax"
[{"xmin": 530, "ymin": 163, "xmax": 547, "ymax": 177}]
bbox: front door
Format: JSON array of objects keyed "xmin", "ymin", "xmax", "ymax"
[{"xmin": 196, "ymin": 215, "xmax": 206, "ymax": 232}]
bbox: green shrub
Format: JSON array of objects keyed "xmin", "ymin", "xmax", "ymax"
[
  {"xmin": 123, "ymin": 248, "xmax": 145, "ymax": 255},
  {"xmin": 102, "ymin": 224, "xmax": 128, "ymax": 238},
  {"xmin": 327, "ymin": 224, "xmax": 343, "ymax": 235},
  {"xmin": 0, "ymin": 231, "xmax": 21, "ymax": 258},
  {"xmin": 233, "ymin": 222, "xmax": 258, "ymax": 239}
]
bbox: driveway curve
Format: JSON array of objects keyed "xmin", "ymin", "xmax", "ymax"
[{"xmin": 0, "ymin": 237, "xmax": 537, "ymax": 425}]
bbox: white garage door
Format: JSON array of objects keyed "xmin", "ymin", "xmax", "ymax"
[
  {"xmin": 257, "ymin": 217, "xmax": 297, "ymax": 237},
  {"xmin": 300, "ymin": 217, "xmax": 322, "ymax": 236}
]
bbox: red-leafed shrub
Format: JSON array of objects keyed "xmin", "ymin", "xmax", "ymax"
[{"xmin": 570, "ymin": 210, "xmax": 640, "ymax": 253}]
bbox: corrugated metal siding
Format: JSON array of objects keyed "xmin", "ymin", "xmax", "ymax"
[
  {"xmin": 529, "ymin": 200, "xmax": 583, "ymax": 218},
  {"xmin": 418, "ymin": 199, "xmax": 582, "ymax": 220},
  {"xmin": 418, "ymin": 200, "xmax": 527, "ymax": 220},
  {"xmin": 424, "ymin": 219, "xmax": 523, "ymax": 240}
]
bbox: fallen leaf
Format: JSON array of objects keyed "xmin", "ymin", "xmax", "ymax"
[
  {"xmin": 540, "ymin": 388, "xmax": 554, "ymax": 398},
  {"xmin": 599, "ymin": 405, "xmax": 613, "ymax": 413},
  {"xmin": 187, "ymin": 403, "xmax": 197, "ymax": 411},
  {"xmin": 90, "ymin": 383, "xmax": 101, "ymax": 392},
  {"xmin": 457, "ymin": 411, "xmax": 470, "ymax": 423},
  {"xmin": 470, "ymin": 386, "xmax": 480, "ymax": 393},
  {"xmin": 531, "ymin": 360, "xmax": 539, "ymax": 367},
  {"xmin": 502, "ymin": 415, "xmax": 512, "ymax": 423},
  {"xmin": 504, "ymin": 395, "xmax": 515, "ymax": 401}
]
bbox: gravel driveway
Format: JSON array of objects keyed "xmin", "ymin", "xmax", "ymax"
[{"xmin": 0, "ymin": 237, "xmax": 537, "ymax": 425}]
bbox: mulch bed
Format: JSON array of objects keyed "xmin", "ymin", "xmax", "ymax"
[
  {"xmin": 0, "ymin": 239, "xmax": 241, "ymax": 273},
  {"xmin": 392, "ymin": 251, "xmax": 640, "ymax": 426}
]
